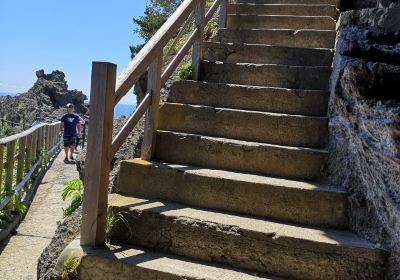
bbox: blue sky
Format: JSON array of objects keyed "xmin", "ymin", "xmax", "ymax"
[{"xmin": 0, "ymin": 0, "xmax": 149, "ymax": 105}]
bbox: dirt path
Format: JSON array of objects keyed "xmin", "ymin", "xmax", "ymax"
[{"xmin": 0, "ymin": 151, "xmax": 80, "ymax": 280}]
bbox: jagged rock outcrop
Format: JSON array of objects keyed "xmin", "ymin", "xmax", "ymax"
[
  {"xmin": 327, "ymin": 7, "xmax": 400, "ymax": 279},
  {"xmin": 0, "ymin": 70, "xmax": 88, "ymax": 132}
]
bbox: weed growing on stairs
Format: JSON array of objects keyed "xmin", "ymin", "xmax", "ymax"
[
  {"xmin": 61, "ymin": 179, "xmax": 83, "ymax": 217},
  {"xmin": 105, "ymin": 208, "xmax": 134, "ymax": 244},
  {"xmin": 178, "ymin": 61, "xmax": 192, "ymax": 80},
  {"xmin": 60, "ymin": 256, "xmax": 80, "ymax": 280}
]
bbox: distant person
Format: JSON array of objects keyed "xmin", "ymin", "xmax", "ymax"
[
  {"xmin": 60, "ymin": 103, "xmax": 81, "ymax": 162},
  {"xmin": 75, "ymin": 116, "xmax": 85, "ymax": 152}
]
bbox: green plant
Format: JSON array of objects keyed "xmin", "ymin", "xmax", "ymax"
[
  {"xmin": 10, "ymin": 194, "xmax": 26, "ymax": 214},
  {"xmin": 178, "ymin": 60, "xmax": 192, "ymax": 80},
  {"xmin": 60, "ymin": 256, "xmax": 80, "ymax": 280},
  {"xmin": 105, "ymin": 208, "xmax": 134, "ymax": 244},
  {"xmin": 0, "ymin": 210, "xmax": 13, "ymax": 229},
  {"xmin": 61, "ymin": 179, "xmax": 83, "ymax": 217}
]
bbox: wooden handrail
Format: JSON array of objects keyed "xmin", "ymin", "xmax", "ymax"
[
  {"xmin": 114, "ymin": 0, "xmax": 197, "ymax": 104},
  {"xmin": 81, "ymin": 0, "xmax": 227, "ymax": 246},
  {"xmin": 0, "ymin": 122, "xmax": 61, "ymax": 212},
  {"xmin": 111, "ymin": 92, "xmax": 152, "ymax": 157}
]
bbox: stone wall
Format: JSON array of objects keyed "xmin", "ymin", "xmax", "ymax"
[{"xmin": 327, "ymin": 8, "xmax": 400, "ymax": 279}]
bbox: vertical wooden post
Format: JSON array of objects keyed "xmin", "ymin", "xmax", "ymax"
[
  {"xmin": 0, "ymin": 144, "xmax": 4, "ymax": 191},
  {"xmin": 16, "ymin": 136, "xmax": 27, "ymax": 182},
  {"xmin": 219, "ymin": 0, "xmax": 227, "ymax": 28},
  {"xmin": 31, "ymin": 129, "xmax": 38, "ymax": 166},
  {"xmin": 140, "ymin": 55, "xmax": 163, "ymax": 160},
  {"xmin": 81, "ymin": 62, "xmax": 116, "ymax": 246},
  {"xmin": 5, "ymin": 141, "xmax": 16, "ymax": 194},
  {"xmin": 192, "ymin": 0, "xmax": 205, "ymax": 81}
]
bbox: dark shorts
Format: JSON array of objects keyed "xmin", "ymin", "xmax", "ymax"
[{"xmin": 63, "ymin": 136, "xmax": 77, "ymax": 147}]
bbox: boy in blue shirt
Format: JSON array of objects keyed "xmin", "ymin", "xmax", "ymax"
[{"xmin": 60, "ymin": 103, "xmax": 81, "ymax": 162}]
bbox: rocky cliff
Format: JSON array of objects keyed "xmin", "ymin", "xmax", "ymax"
[
  {"xmin": 0, "ymin": 70, "xmax": 88, "ymax": 133},
  {"xmin": 327, "ymin": 7, "xmax": 400, "ymax": 279}
]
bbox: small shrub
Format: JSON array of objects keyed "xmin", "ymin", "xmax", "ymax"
[
  {"xmin": 60, "ymin": 256, "xmax": 80, "ymax": 280},
  {"xmin": 0, "ymin": 210, "xmax": 13, "ymax": 229},
  {"xmin": 178, "ymin": 60, "xmax": 192, "ymax": 80},
  {"xmin": 62, "ymin": 179, "xmax": 83, "ymax": 217}
]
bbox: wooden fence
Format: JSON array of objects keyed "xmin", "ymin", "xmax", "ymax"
[
  {"xmin": 0, "ymin": 122, "xmax": 61, "ymax": 214},
  {"xmin": 81, "ymin": 0, "xmax": 227, "ymax": 245}
]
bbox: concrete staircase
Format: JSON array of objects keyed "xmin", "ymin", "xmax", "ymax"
[{"xmin": 80, "ymin": 0, "xmax": 387, "ymax": 279}]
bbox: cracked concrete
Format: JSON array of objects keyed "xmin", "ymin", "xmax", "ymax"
[{"xmin": 0, "ymin": 151, "xmax": 79, "ymax": 280}]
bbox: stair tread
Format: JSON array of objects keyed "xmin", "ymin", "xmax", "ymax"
[
  {"xmin": 172, "ymin": 80, "xmax": 329, "ymax": 93},
  {"xmin": 123, "ymin": 158, "xmax": 343, "ymax": 193},
  {"xmin": 162, "ymin": 102, "xmax": 327, "ymax": 119},
  {"xmin": 205, "ymin": 41, "xmax": 333, "ymax": 51},
  {"xmin": 158, "ymin": 130, "xmax": 328, "ymax": 153},
  {"xmin": 109, "ymin": 194, "xmax": 382, "ymax": 255},
  {"xmin": 83, "ymin": 243, "xmax": 282, "ymax": 280}
]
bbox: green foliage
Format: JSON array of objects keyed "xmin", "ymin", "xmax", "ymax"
[
  {"xmin": 178, "ymin": 60, "xmax": 192, "ymax": 80},
  {"xmin": 60, "ymin": 256, "xmax": 80, "ymax": 280},
  {"xmin": 61, "ymin": 179, "xmax": 83, "ymax": 217},
  {"xmin": 0, "ymin": 210, "xmax": 13, "ymax": 229},
  {"xmin": 105, "ymin": 208, "xmax": 133, "ymax": 244},
  {"xmin": 10, "ymin": 194, "xmax": 26, "ymax": 214},
  {"xmin": 130, "ymin": 0, "xmax": 184, "ymax": 58}
]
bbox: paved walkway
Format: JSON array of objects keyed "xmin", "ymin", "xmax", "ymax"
[{"xmin": 0, "ymin": 151, "xmax": 80, "ymax": 280}]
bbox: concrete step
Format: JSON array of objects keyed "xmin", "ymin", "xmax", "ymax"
[
  {"xmin": 200, "ymin": 61, "xmax": 331, "ymax": 90},
  {"xmin": 158, "ymin": 103, "xmax": 328, "ymax": 147},
  {"xmin": 109, "ymin": 195, "xmax": 387, "ymax": 280},
  {"xmin": 231, "ymin": 0, "xmax": 339, "ymax": 5},
  {"xmin": 203, "ymin": 42, "xmax": 333, "ymax": 66},
  {"xmin": 228, "ymin": 3, "xmax": 339, "ymax": 18},
  {"xmin": 117, "ymin": 159, "xmax": 348, "ymax": 227},
  {"xmin": 168, "ymin": 81, "xmax": 329, "ymax": 116},
  {"xmin": 155, "ymin": 130, "xmax": 328, "ymax": 181},
  {"xmin": 227, "ymin": 15, "xmax": 336, "ymax": 30},
  {"xmin": 80, "ymin": 243, "xmax": 281, "ymax": 280},
  {"xmin": 213, "ymin": 28, "xmax": 336, "ymax": 48}
]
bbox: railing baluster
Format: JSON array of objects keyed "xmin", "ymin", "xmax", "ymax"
[
  {"xmin": 16, "ymin": 136, "xmax": 27, "ymax": 183},
  {"xmin": 0, "ymin": 144, "xmax": 4, "ymax": 191},
  {"xmin": 141, "ymin": 54, "xmax": 163, "ymax": 160},
  {"xmin": 5, "ymin": 140, "xmax": 16, "ymax": 209},
  {"xmin": 192, "ymin": 0, "xmax": 205, "ymax": 80},
  {"xmin": 219, "ymin": 0, "xmax": 227, "ymax": 28},
  {"xmin": 81, "ymin": 62, "xmax": 116, "ymax": 246}
]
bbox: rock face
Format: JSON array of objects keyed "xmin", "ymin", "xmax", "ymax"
[
  {"xmin": 327, "ymin": 7, "xmax": 400, "ymax": 279},
  {"xmin": 0, "ymin": 70, "xmax": 88, "ymax": 132}
]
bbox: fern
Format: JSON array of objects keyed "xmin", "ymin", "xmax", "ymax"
[
  {"xmin": 60, "ymin": 256, "xmax": 80, "ymax": 280},
  {"xmin": 61, "ymin": 179, "xmax": 83, "ymax": 217}
]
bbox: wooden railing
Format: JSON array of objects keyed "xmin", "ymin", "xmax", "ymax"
[
  {"xmin": 0, "ymin": 122, "xmax": 61, "ymax": 213},
  {"xmin": 81, "ymin": 0, "xmax": 227, "ymax": 245}
]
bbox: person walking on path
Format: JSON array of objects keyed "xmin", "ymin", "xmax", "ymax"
[{"xmin": 60, "ymin": 103, "xmax": 81, "ymax": 162}]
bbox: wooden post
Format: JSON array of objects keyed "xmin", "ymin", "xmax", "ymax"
[
  {"xmin": 31, "ymin": 130, "xmax": 38, "ymax": 166},
  {"xmin": 0, "ymin": 144, "xmax": 4, "ymax": 191},
  {"xmin": 16, "ymin": 136, "xmax": 27, "ymax": 182},
  {"xmin": 219, "ymin": 0, "xmax": 227, "ymax": 28},
  {"xmin": 192, "ymin": 0, "xmax": 205, "ymax": 81},
  {"xmin": 81, "ymin": 62, "xmax": 116, "ymax": 246},
  {"xmin": 140, "ymin": 54, "xmax": 163, "ymax": 160},
  {"xmin": 5, "ymin": 141, "xmax": 16, "ymax": 195}
]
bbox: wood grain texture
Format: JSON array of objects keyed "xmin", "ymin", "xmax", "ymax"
[
  {"xmin": 111, "ymin": 92, "xmax": 151, "ymax": 157},
  {"xmin": 81, "ymin": 62, "xmax": 116, "ymax": 246},
  {"xmin": 192, "ymin": 0, "xmax": 205, "ymax": 81},
  {"xmin": 219, "ymin": 0, "xmax": 227, "ymax": 28},
  {"xmin": 141, "ymin": 55, "xmax": 163, "ymax": 160},
  {"xmin": 5, "ymin": 140, "xmax": 16, "ymax": 194}
]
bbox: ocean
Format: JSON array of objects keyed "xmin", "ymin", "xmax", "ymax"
[{"xmin": 114, "ymin": 103, "xmax": 136, "ymax": 119}]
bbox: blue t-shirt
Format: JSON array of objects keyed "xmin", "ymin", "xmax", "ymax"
[{"xmin": 61, "ymin": 113, "xmax": 80, "ymax": 137}]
